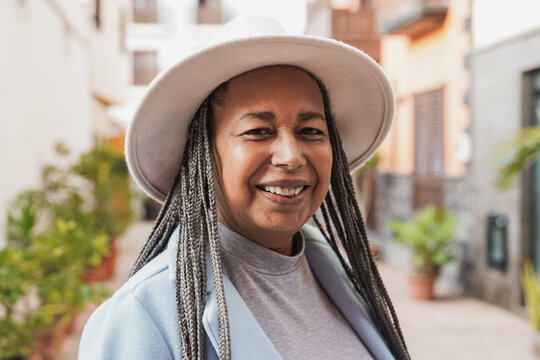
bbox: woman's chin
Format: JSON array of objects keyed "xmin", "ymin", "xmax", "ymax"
[{"xmin": 252, "ymin": 216, "xmax": 306, "ymax": 236}]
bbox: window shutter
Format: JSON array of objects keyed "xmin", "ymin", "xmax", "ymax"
[{"xmin": 413, "ymin": 87, "xmax": 444, "ymax": 209}]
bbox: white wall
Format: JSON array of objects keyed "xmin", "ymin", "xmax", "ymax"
[
  {"xmin": 471, "ymin": 28, "xmax": 540, "ymax": 311},
  {"xmin": 0, "ymin": 0, "xmax": 93, "ymax": 246},
  {"xmin": 91, "ymin": 0, "xmax": 132, "ymax": 104},
  {"xmin": 304, "ymin": 0, "xmax": 332, "ymax": 37},
  {"xmin": 0, "ymin": 0, "xmax": 131, "ymax": 246},
  {"xmin": 90, "ymin": 0, "xmax": 132, "ymax": 140},
  {"xmin": 472, "ymin": 0, "xmax": 540, "ymax": 49}
]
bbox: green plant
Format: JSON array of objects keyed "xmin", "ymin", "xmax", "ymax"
[
  {"xmin": 522, "ymin": 260, "xmax": 540, "ymax": 332},
  {"xmin": 388, "ymin": 205, "xmax": 459, "ymax": 276},
  {"xmin": 1, "ymin": 216, "xmax": 110, "ymax": 359},
  {"xmin": 1, "ymin": 144, "xmax": 116, "ymax": 359},
  {"xmin": 6, "ymin": 190, "xmax": 46, "ymax": 249},
  {"xmin": 495, "ymin": 126, "xmax": 540, "ymax": 190},
  {"xmin": 0, "ymin": 247, "xmax": 38, "ymax": 358},
  {"xmin": 355, "ymin": 152, "xmax": 380, "ymax": 175},
  {"xmin": 72, "ymin": 145, "xmax": 134, "ymax": 237}
]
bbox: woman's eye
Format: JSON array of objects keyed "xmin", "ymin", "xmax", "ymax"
[
  {"xmin": 300, "ymin": 127, "xmax": 324, "ymax": 137},
  {"xmin": 242, "ymin": 128, "xmax": 272, "ymax": 137}
]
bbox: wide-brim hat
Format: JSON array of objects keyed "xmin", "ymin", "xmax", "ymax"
[{"xmin": 126, "ymin": 16, "xmax": 395, "ymax": 203}]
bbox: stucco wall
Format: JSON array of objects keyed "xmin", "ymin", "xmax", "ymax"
[
  {"xmin": 91, "ymin": 0, "xmax": 132, "ymax": 105},
  {"xmin": 0, "ymin": 0, "xmax": 93, "ymax": 246},
  {"xmin": 471, "ymin": 28, "xmax": 540, "ymax": 312},
  {"xmin": 378, "ymin": 0, "xmax": 471, "ymax": 177}
]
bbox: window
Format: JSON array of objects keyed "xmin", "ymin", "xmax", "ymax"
[
  {"xmin": 133, "ymin": 51, "xmax": 158, "ymax": 86},
  {"xmin": 133, "ymin": 0, "xmax": 158, "ymax": 23}
]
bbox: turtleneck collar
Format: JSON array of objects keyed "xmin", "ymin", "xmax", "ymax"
[{"xmin": 218, "ymin": 222, "xmax": 305, "ymax": 276}]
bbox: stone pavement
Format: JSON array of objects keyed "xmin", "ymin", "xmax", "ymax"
[
  {"xmin": 378, "ymin": 265, "xmax": 535, "ymax": 359},
  {"xmin": 61, "ymin": 222, "xmax": 536, "ymax": 359}
]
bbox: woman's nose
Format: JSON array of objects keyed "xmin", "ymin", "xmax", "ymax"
[{"xmin": 271, "ymin": 132, "xmax": 307, "ymax": 170}]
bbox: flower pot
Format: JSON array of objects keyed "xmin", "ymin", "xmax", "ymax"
[
  {"xmin": 409, "ymin": 273, "xmax": 437, "ymax": 300},
  {"xmin": 102, "ymin": 237, "xmax": 118, "ymax": 279},
  {"xmin": 64, "ymin": 313, "xmax": 77, "ymax": 335},
  {"xmin": 30, "ymin": 322, "xmax": 68, "ymax": 360},
  {"xmin": 81, "ymin": 239, "xmax": 118, "ymax": 282}
]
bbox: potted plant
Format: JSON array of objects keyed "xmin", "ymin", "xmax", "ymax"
[
  {"xmin": 521, "ymin": 260, "xmax": 540, "ymax": 357},
  {"xmin": 2, "ymin": 145, "xmax": 112, "ymax": 359},
  {"xmin": 1, "ymin": 218, "xmax": 109, "ymax": 360},
  {"xmin": 72, "ymin": 145, "xmax": 135, "ymax": 280},
  {"xmin": 388, "ymin": 205, "xmax": 459, "ymax": 300}
]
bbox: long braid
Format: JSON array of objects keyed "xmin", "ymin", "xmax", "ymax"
[
  {"xmin": 130, "ymin": 99, "xmax": 231, "ymax": 359},
  {"xmin": 201, "ymin": 97, "xmax": 231, "ymax": 358},
  {"xmin": 313, "ymin": 82, "xmax": 410, "ymax": 359}
]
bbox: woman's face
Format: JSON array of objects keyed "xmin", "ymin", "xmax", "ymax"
[{"xmin": 211, "ymin": 66, "xmax": 333, "ymax": 255}]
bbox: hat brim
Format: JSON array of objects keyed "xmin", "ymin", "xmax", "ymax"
[{"xmin": 126, "ymin": 35, "xmax": 395, "ymax": 203}]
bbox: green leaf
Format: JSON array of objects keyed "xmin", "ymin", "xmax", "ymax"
[
  {"xmin": 388, "ymin": 205, "xmax": 459, "ymax": 272},
  {"xmin": 495, "ymin": 126, "xmax": 540, "ymax": 190}
]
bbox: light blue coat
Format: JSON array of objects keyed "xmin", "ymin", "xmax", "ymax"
[{"xmin": 79, "ymin": 225, "xmax": 395, "ymax": 359}]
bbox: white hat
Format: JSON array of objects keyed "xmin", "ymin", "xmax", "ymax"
[{"xmin": 126, "ymin": 16, "xmax": 395, "ymax": 203}]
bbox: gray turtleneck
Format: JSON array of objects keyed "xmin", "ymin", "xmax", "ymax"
[{"xmin": 218, "ymin": 223, "xmax": 374, "ymax": 359}]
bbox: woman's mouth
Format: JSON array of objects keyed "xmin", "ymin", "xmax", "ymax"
[
  {"xmin": 258, "ymin": 185, "xmax": 307, "ymax": 197},
  {"xmin": 256, "ymin": 185, "xmax": 308, "ymax": 205}
]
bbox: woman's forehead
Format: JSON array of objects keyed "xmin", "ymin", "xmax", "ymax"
[
  {"xmin": 228, "ymin": 65, "xmax": 318, "ymax": 89},
  {"xmin": 215, "ymin": 66, "xmax": 324, "ymax": 109}
]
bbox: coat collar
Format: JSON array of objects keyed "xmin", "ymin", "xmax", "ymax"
[
  {"xmin": 301, "ymin": 225, "xmax": 395, "ymax": 360},
  {"xmin": 166, "ymin": 225, "xmax": 395, "ymax": 360},
  {"xmin": 167, "ymin": 227, "xmax": 281, "ymax": 359}
]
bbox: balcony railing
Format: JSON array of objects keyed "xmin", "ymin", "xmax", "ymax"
[{"xmin": 375, "ymin": 0, "xmax": 448, "ymax": 38}]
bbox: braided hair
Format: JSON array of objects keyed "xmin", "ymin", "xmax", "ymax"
[{"xmin": 131, "ymin": 72, "xmax": 409, "ymax": 360}]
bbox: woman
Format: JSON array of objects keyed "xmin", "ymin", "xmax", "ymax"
[{"xmin": 79, "ymin": 17, "xmax": 409, "ymax": 360}]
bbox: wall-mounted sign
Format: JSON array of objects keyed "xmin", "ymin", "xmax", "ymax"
[{"xmin": 487, "ymin": 214, "xmax": 508, "ymax": 272}]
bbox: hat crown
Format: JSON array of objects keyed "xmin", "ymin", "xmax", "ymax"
[
  {"xmin": 127, "ymin": 16, "xmax": 394, "ymax": 203},
  {"xmin": 209, "ymin": 16, "xmax": 287, "ymax": 44}
]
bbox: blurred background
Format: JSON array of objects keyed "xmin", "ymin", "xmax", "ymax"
[{"xmin": 2, "ymin": 0, "xmax": 540, "ymax": 359}]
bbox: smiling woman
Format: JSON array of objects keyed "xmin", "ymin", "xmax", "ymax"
[
  {"xmin": 211, "ymin": 66, "xmax": 332, "ymax": 255},
  {"xmin": 78, "ymin": 17, "xmax": 409, "ymax": 360}
]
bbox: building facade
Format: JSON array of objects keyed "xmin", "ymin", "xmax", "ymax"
[
  {"xmin": 308, "ymin": 0, "xmax": 540, "ymax": 315},
  {"xmin": 305, "ymin": 0, "xmax": 473, "ymax": 295},
  {"xmin": 0, "ymin": 0, "xmax": 131, "ymax": 246},
  {"xmin": 370, "ymin": 0, "xmax": 473, "ymax": 295},
  {"xmin": 470, "ymin": 0, "xmax": 540, "ymax": 313}
]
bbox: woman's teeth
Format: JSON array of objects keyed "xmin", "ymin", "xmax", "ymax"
[{"xmin": 263, "ymin": 185, "xmax": 304, "ymax": 196}]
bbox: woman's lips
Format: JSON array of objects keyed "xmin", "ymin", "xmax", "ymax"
[{"xmin": 257, "ymin": 185, "xmax": 308, "ymax": 205}]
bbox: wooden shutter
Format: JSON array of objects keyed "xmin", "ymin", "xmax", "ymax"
[{"xmin": 413, "ymin": 87, "xmax": 444, "ymax": 209}]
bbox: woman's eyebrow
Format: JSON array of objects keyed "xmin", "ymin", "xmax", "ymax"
[
  {"xmin": 239, "ymin": 111, "xmax": 275, "ymax": 122},
  {"xmin": 239, "ymin": 111, "xmax": 325, "ymax": 123},
  {"xmin": 298, "ymin": 111, "xmax": 325, "ymax": 122}
]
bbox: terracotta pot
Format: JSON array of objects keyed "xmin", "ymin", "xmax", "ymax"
[
  {"xmin": 30, "ymin": 321, "xmax": 69, "ymax": 360},
  {"xmin": 409, "ymin": 273, "xmax": 437, "ymax": 300},
  {"xmin": 82, "ymin": 239, "xmax": 118, "ymax": 282},
  {"xmin": 102, "ymin": 238, "xmax": 118, "ymax": 279},
  {"xmin": 64, "ymin": 313, "xmax": 77, "ymax": 335}
]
